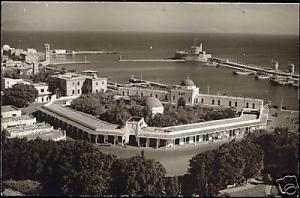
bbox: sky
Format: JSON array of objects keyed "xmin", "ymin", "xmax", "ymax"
[{"xmin": 1, "ymin": 2, "xmax": 299, "ymax": 35}]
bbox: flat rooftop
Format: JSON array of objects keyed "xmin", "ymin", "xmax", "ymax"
[
  {"xmin": 6, "ymin": 123, "xmax": 51, "ymax": 133},
  {"xmin": 1, "ymin": 105, "xmax": 19, "ymax": 113},
  {"xmin": 24, "ymin": 130, "xmax": 65, "ymax": 141},
  {"xmin": 39, "ymin": 103, "xmax": 119, "ymax": 131},
  {"xmin": 2, "ymin": 115, "xmax": 35, "ymax": 123}
]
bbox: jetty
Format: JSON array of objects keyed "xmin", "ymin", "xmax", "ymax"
[
  {"xmin": 50, "ymin": 61, "xmax": 91, "ymax": 65},
  {"xmin": 216, "ymin": 60, "xmax": 298, "ymax": 79},
  {"xmin": 74, "ymin": 50, "xmax": 116, "ymax": 55},
  {"xmin": 119, "ymin": 59, "xmax": 186, "ymax": 62}
]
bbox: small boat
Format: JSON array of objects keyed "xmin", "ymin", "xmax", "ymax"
[
  {"xmin": 255, "ymin": 73, "xmax": 272, "ymax": 80},
  {"xmin": 205, "ymin": 61, "xmax": 218, "ymax": 67},
  {"xmin": 233, "ymin": 70, "xmax": 253, "ymax": 75}
]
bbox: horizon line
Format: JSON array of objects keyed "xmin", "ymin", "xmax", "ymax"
[{"xmin": 2, "ymin": 29, "xmax": 298, "ymax": 36}]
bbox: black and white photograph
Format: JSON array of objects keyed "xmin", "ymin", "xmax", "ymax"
[{"xmin": 1, "ymin": 2, "xmax": 299, "ymax": 197}]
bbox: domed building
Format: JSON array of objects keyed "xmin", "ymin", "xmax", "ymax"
[
  {"xmin": 143, "ymin": 97, "xmax": 164, "ymax": 115},
  {"xmin": 2, "ymin": 44, "xmax": 11, "ymax": 51},
  {"xmin": 170, "ymin": 77, "xmax": 200, "ymax": 105},
  {"xmin": 181, "ymin": 77, "xmax": 195, "ymax": 87}
]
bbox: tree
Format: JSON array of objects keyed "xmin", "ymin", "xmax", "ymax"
[
  {"xmin": 109, "ymin": 156, "xmax": 166, "ymax": 196},
  {"xmin": 4, "ymin": 84, "xmax": 38, "ymax": 107},
  {"xmin": 163, "ymin": 177, "xmax": 179, "ymax": 197}
]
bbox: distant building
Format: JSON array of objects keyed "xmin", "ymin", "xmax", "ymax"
[
  {"xmin": 48, "ymin": 72, "xmax": 107, "ymax": 97},
  {"xmin": 39, "ymin": 43, "xmax": 50, "ymax": 66},
  {"xmin": 117, "ymin": 77, "xmax": 263, "ymax": 111},
  {"xmin": 2, "ymin": 78, "xmax": 33, "ymax": 90}
]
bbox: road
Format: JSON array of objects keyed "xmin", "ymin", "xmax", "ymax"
[{"xmin": 96, "ymin": 136, "xmax": 243, "ymax": 177}]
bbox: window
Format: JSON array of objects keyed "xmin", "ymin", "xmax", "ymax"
[
  {"xmin": 218, "ymin": 100, "xmax": 220, "ymax": 105},
  {"xmin": 127, "ymin": 91, "xmax": 129, "ymax": 96},
  {"xmin": 196, "ymin": 98, "xmax": 198, "ymax": 103},
  {"xmin": 12, "ymin": 114, "xmax": 16, "ymax": 117},
  {"xmin": 235, "ymin": 101, "xmax": 238, "ymax": 107},
  {"xmin": 72, "ymin": 82, "xmax": 75, "ymax": 86},
  {"xmin": 150, "ymin": 94, "xmax": 153, "ymax": 97},
  {"xmin": 201, "ymin": 98, "xmax": 204, "ymax": 103},
  {"xmin": 141, "ymin": 93, "xmax": 143, "ymax": 97},
  {"xmin": 173, "ymin": 96, "xmax": 175, "ymax": 100},
  {"xmin": 122, "ymin": 91, "xmax": 125, "ymax": 96},
  {"xmin": 42, "ymin": 98, "xmax": 44, "ymax": 102},
  {"xmin": 78, "ymin": 82, "xmax": 80, "ymax": 85},
  {"xmin": 252, "ymin": 103, "xmax": 255, "ymax": 109},
  {"xmin": 96, "ymin": 89, "xmax": 98, "ymax": 93},
  {"xmin": 96, "ymin": 82, "xmax": 98, "ymax": 86},
  {"xmin": 78, "ymin": 89, "xmax": 80, "ymax": 94},
  {"xmin": 72, "ymin": 90, "xmax": 75, "ymax": 94},
  {"xmin": 155, "ymin": 94, "xmax": 158, "ymax": 98},
  {"xmin": 246, "ymin": 102, "xmax": 249, "ymax": 108},
  {"xmin": 188, "ymin": 97, "xmax": 191, "ymax": 102},
  {"xmin": 165, "ymin": 95, "xmax": 168, "ymax": 100},
  {"xmin": 229, "ymin": 101, "xmax": 232, "ymax": 106},
  {"xmin": 41, "ymin": 89, "xmax": 44, "ymax": 93},
  {"xmin": 212, "ymin": 99, "xmax": 215, "ymax": 105},
  {"xmin": 136, "ymin": 92, "xmax": 138, "ymax": 95}
]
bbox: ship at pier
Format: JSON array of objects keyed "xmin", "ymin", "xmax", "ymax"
[{"xmin": 168, "ymin": 42, "xmax": 212, "ymax": 62}]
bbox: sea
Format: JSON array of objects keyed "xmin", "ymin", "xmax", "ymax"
[{"xmin": 2, "ymin": 31, "xmax": 299, "ymax": 110}]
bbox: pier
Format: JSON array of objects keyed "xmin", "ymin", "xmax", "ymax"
[
  {"xmin": 74, "ymin": 51, "xmax": 116, "ymax": 55},
  {"xmin": 119, "ymin": 59, "xmax": 186, "ymax": 62},
  {"xmin": 50, "ymin": 61, "xmax": 91, "ymax": 65},
  {"xmin": 217, "ymin": 60, "xmax": 299, "ymax": 79}
]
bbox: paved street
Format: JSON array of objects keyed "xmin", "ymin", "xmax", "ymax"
[{"xmin": 96, "ymin": 136, "xmax": 243, "ymax": 176}]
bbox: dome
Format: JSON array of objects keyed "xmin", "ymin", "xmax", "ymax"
[
  {"xmin": 181, "ymin": 77, "xmax": 195, "ymax": 86},
  {"xmin": 3, "ymin": 45, "xmax": 11, "ymax": 51},
  {"xmin": 144, "ymin": 97, "xmax": 163, "ymax": 108}
]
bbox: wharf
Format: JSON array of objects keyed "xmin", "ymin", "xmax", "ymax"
[
  {"xmin": 74, "ymin": 51, "xmax": 116, "ymax": 54},
  {"xmin": 119, "ymin": 59, "xmax": 186, "ymax": 62},
  {"xmin": 218, "ymin": 61, "xmax": 299, "ymax": 79},
  {"xmin": 50, "ymin": 61, "xmax": 91, "ymax": 65}
]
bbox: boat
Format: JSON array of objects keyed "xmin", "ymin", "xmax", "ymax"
[
  {"xmin": 233, "ymin": 70, "xmax": 253, "ymax": 75},
  {"xmin": 205, "ymin": 61, "xmax": 218, "ymax": 67},
  {"xmin": 270, "ymin": 76, "xmax": 289, "ymax": 85},
  {"xmin": 129, "ymin": 75, "xmax": 146, "ymax": 83},
  {"xmin": 292, "ymin": 82, "xmax": 299, "ymax": 88},
  {"xmin": 255, "ymin": 72, "xmax": 272, "ymax": 80}
]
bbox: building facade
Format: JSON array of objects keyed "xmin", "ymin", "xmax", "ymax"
[
  {"xmin": 33, "ymin": 83, "xmax": 57, "ymax": 103},
  {"xmin": 117, "ymin": 77, "xmax": 263, "ymax": 112},
  {"xmin": 48, "ymin": 72, "xmax": 107, "ymax": 97}
]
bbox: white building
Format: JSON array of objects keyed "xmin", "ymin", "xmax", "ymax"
[
  {"xmin": 143, "ymin": 97, "xmax": 164, "ymax": 115},
  {"xmin": 117, "ymin": 77, "xmax": 263, "ymax": 112},
  {"xmin": 1, "ymin": 105, "xmax": 22, "ymax": 118},
  {"xmin": 33, "ymin": 83, "xmax": 57, "ymax": 103},
  {"xmin": 48, "ymin": 72, "xmax": 107, "ymax": 97},
  {"xmin": 1, "ymin": 78, "xmax": 33, "ymax": 90},
  {"xmin": 1, "ymin": 105, "xmax": 66, "ymax": 141}
]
